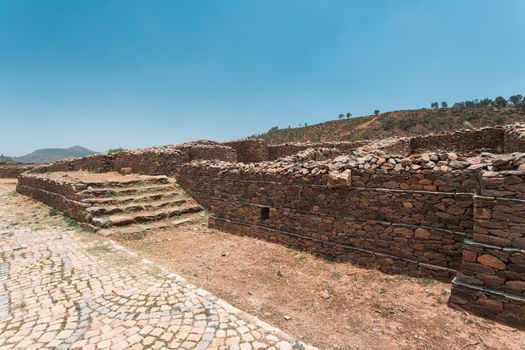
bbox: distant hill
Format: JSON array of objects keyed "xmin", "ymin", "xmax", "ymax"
[
  {"xmin": 256, "ymin": 106, "xmax": 525, "ymax": 144},
  {"xmin": 13, "ymin": 146, "xmax": 97, "ymax": 164},
  {"xmin": 0, "ymin": 154, "xmax": 14, "ymax": 164}
]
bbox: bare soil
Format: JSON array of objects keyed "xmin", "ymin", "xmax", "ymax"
[
  {"xmin": 44, "ymin": 171, "xmax": 164, "ymax": 182},
  {"xmin": 115, "ymin": 214, "xmax": 525, "ymax": 350}
]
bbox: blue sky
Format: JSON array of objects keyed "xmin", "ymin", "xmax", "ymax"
[{"xmin": 1, "ymin": 0, "xmax": 524, "ymax": 156}]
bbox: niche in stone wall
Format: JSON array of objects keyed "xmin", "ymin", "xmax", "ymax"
[{"xmin": 260, "ymin": 207, "xmax": 270, "ymax": 221}]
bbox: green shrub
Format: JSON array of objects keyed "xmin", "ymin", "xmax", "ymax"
[
  {"xmin": 107, "ymin": 147, "xmax": 127, "ymax": 155},
  {"xmin": 348, "ymin": 133, "xmax": 365, "ymax": 142},
  {"xmin": 462, "ymin": 120, "xmax": 474, "ymax": 129}
]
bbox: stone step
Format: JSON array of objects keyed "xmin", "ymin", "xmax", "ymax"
[
  {"xmin": 91, "ymin": 204, "xmax": 203, "ymax": 228},
  {"xmin": 78, "ymin": 184, "xmax": 175, "ymax": 199},
  {"xmin": 77, "ymin": 175, "xmax": 170, "ymax": 188},
  {"xmin": 80, "ymin": 190, "xmax": 183, "ymax": 205},
  {"xmin": 86, "ymin": 198, "xmax": 188, "ymax": 216},
  {"xmin": 97, "ymin": 212, "xmax": 206, "ymax": 237}
]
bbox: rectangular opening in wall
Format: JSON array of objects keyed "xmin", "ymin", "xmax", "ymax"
[{"xmin": 260, "ymin": 206, "xmax": 270, "ymax": 220}]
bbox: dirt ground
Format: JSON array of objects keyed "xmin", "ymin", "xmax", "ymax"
[
  {"xmin": 44, "ymin": 170, "xmax": 163, "ymax": 182},
  {"xmin": 2, "ymin": 179, "xmax": 523, "ymax": 350},
  {"xmin": 115, "ymin": 214, "xmax": 525, "ymax": 350}
]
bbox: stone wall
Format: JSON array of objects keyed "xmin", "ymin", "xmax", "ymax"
[
  {"xmin": 449, "ymin": 170, "xmax": 525, "ymax": 329},
  {"xmin": 14, "ymin": 123, "xmax": 525, "ymax": 328},
  {"xmin": 16, "ymin": 174, "xmax": 90, "ymax": 222},
  {"xmin": 224, "ymin": 139, "xmax": 269, "ymax": 163},
  {"xmin": 504, "ymin": 124, "xmax": 525, "ymax": 154},
  {"xmin": 177, "ymin": 151, "xmax": 502, "ymax": 281},
  {"xmin": 175, "ymin": 135, "xmax": 525, "ymax": 327},
  {"xmin": 410, "ymin": 127, "xmax": 505, "ymax": 153},
  {"xmin": 29, "ymin": 142, "xmax": 236, "ymax": 176},
  {"xmin": 267, "ymin": 140, "xmax": 369, "ymax": 160},
  {"xmin": 0, "ymin": 164, "xmax": 35, "ymax": 178}
]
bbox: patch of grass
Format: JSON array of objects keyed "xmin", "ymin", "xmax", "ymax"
[
  {"xmin": 396, "ymin": 273, "xmax": 411, "ymax": 282},
  {"xmin": 86, "ymin": 244, "xmax": 113, "ymax": 255},
  {"xmin": 418, "ymin": 278, "xmax": 435, "ymax": 286},
  {"xmin": 322, "ymin": 254, "xmax": 336, "ymax": 263},
  {"xmin": 88, "ymin": 167, "xmax": 103, "ymax": 174},
  {"xmin": 462, "ymin": 120, "xmax": 474, "ymax": 129},
  {"xmin": 296, "ymin": 252, "xmax": 308, "ymax": 260},
  {"xmin": 49, "ymin": 208, "xmax": 60, "ymax": 216},
  {"xmin": 107, "ymin": 147, "xmax": 127, "ymax": 155},
  {"xmin": 331, "ymin": 271, "xmax": 341, "ymax": 279},
  {"xmin": 348, "ymin": 133, "xmax": 365, "ymax": 142},
  {"xmin": 63, "ymin": 217, "xmax": 95, "ymax": 233}
]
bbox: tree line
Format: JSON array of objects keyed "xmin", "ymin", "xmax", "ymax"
[
  {"xmin": 431, "ymin": 94, "xmax": 524, "ymax": 109},
  {"xmin": 266, "ymin": 93, "xmax": 524, "ymax": 134}
]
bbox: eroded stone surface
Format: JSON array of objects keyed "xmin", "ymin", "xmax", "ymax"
[{"xmin": 0, "ymin": 182, "xmax": 314, "ymax": 350}]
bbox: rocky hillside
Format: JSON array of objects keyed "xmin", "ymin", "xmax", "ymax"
[
  {"xmin": 257, "ymin": 106, "xmax": 525, "ymax": 144},
  {"xmin": 13, "ymin": 146, "xmax": 96, "ymax": 163}
]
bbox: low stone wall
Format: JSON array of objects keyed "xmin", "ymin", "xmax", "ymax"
[
  {"xmin": 224, "ymin": 139, "xmax": 268, "ymax": 163},
  {"xmin": 410, "ymin": 127, "xmax": 505, "ymax": 153},
  {"xmin": 0, "ymin": 164, "xmax": 35, "ymax": 178},
  {"xmin": 16, "ymin": 174, "xmax": 89, "ymax": 222},
  {"xmin": 504, "ymin": 124, "xmax": 525, "ymax": 154},
  {"xmin": 177, "ymin": 152, "xmax": 497, "ymax": 280},
  {"xmin": 267, "ymin": 140, "xmax": 369, "ymax": 160},
  {"xmin": 29, "ymin": 142, "xmax": 236, "ymax": 176}
]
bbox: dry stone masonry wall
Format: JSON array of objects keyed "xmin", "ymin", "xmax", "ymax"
[
  {"xmin": 13, "ymin": 123, "xmax": 525, "ymax": 329},
  {"xmin": 448, "ymin": 170, "xmax": 525, "ymax": 328},
  {"xmin": 0, "ymin": 164, "xmax": 35, "ymax": 178},
  {"xmin": 177, "ymin": 124, "xmax": 525, "ymax": 329},
  {"xmin": 28, "ymin": 141, "xmax": 236, "ymax": 176}
]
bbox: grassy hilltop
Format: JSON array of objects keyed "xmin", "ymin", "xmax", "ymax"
[{"xmin": 257, "ymin": 103, "xmax": 525, "ymax": 144}]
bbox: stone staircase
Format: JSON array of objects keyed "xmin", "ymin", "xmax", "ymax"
[{"xmin": 76, "ymin": 175, "xmax": 204, "ymax": 236}]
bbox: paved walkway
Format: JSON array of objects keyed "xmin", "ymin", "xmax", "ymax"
[{"xmin": 0, "ymin": 180, "xmax": 314, "ymax": 350}]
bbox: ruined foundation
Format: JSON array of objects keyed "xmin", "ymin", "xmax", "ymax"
[{"xmin": 14, "ymin": 124, "xmax": 525, "ymax": 329}]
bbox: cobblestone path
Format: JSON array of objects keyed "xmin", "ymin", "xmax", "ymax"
[{"xmin": 0, "ymin": 181, "xmax": 315, "ymax": 350}]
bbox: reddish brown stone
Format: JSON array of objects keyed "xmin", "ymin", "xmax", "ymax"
[{"xmin": 477, "ymin": 254, "xmax": 506, "ymax": 270}]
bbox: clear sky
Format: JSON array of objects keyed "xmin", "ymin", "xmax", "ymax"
[{"xmin": 1, "ymin": 0, "xmax": 524, "ymax": 156}]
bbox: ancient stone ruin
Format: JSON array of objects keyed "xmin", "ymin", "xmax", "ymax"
[{"xmin": 9, "ymin": 124, "xmax": 525, "ymax": 329}]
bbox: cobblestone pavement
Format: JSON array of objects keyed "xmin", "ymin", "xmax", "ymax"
[{"xmin": 0, "ymin": 181, "xmax": 316, "ymax": 350}]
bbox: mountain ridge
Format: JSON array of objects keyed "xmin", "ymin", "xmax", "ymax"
[{"xmin": 12, "ymin": 146, "xmax": 97, "ymax": 164}]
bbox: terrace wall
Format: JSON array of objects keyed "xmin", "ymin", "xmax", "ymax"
[
  {"xmin": 16, "ymin": 174, "xmax": 89, "ymax": 222},
  {"xmin": 410, "ymin": 127, "xmax": 505, "ymax": 153},
  {"xmin": 0, "ymin": 164, "xmax": 35, "ymax": 178},
  {"xmin": 14, "ymin": 123, "xmax": 525, "ymax": 329},
  {"xmin": 29, "ymin": 143, "xmax": 236, "ymax": 176},
  {"xmin": 177, "ymin": 158, "xmax": 480, "ymax": 281}
]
